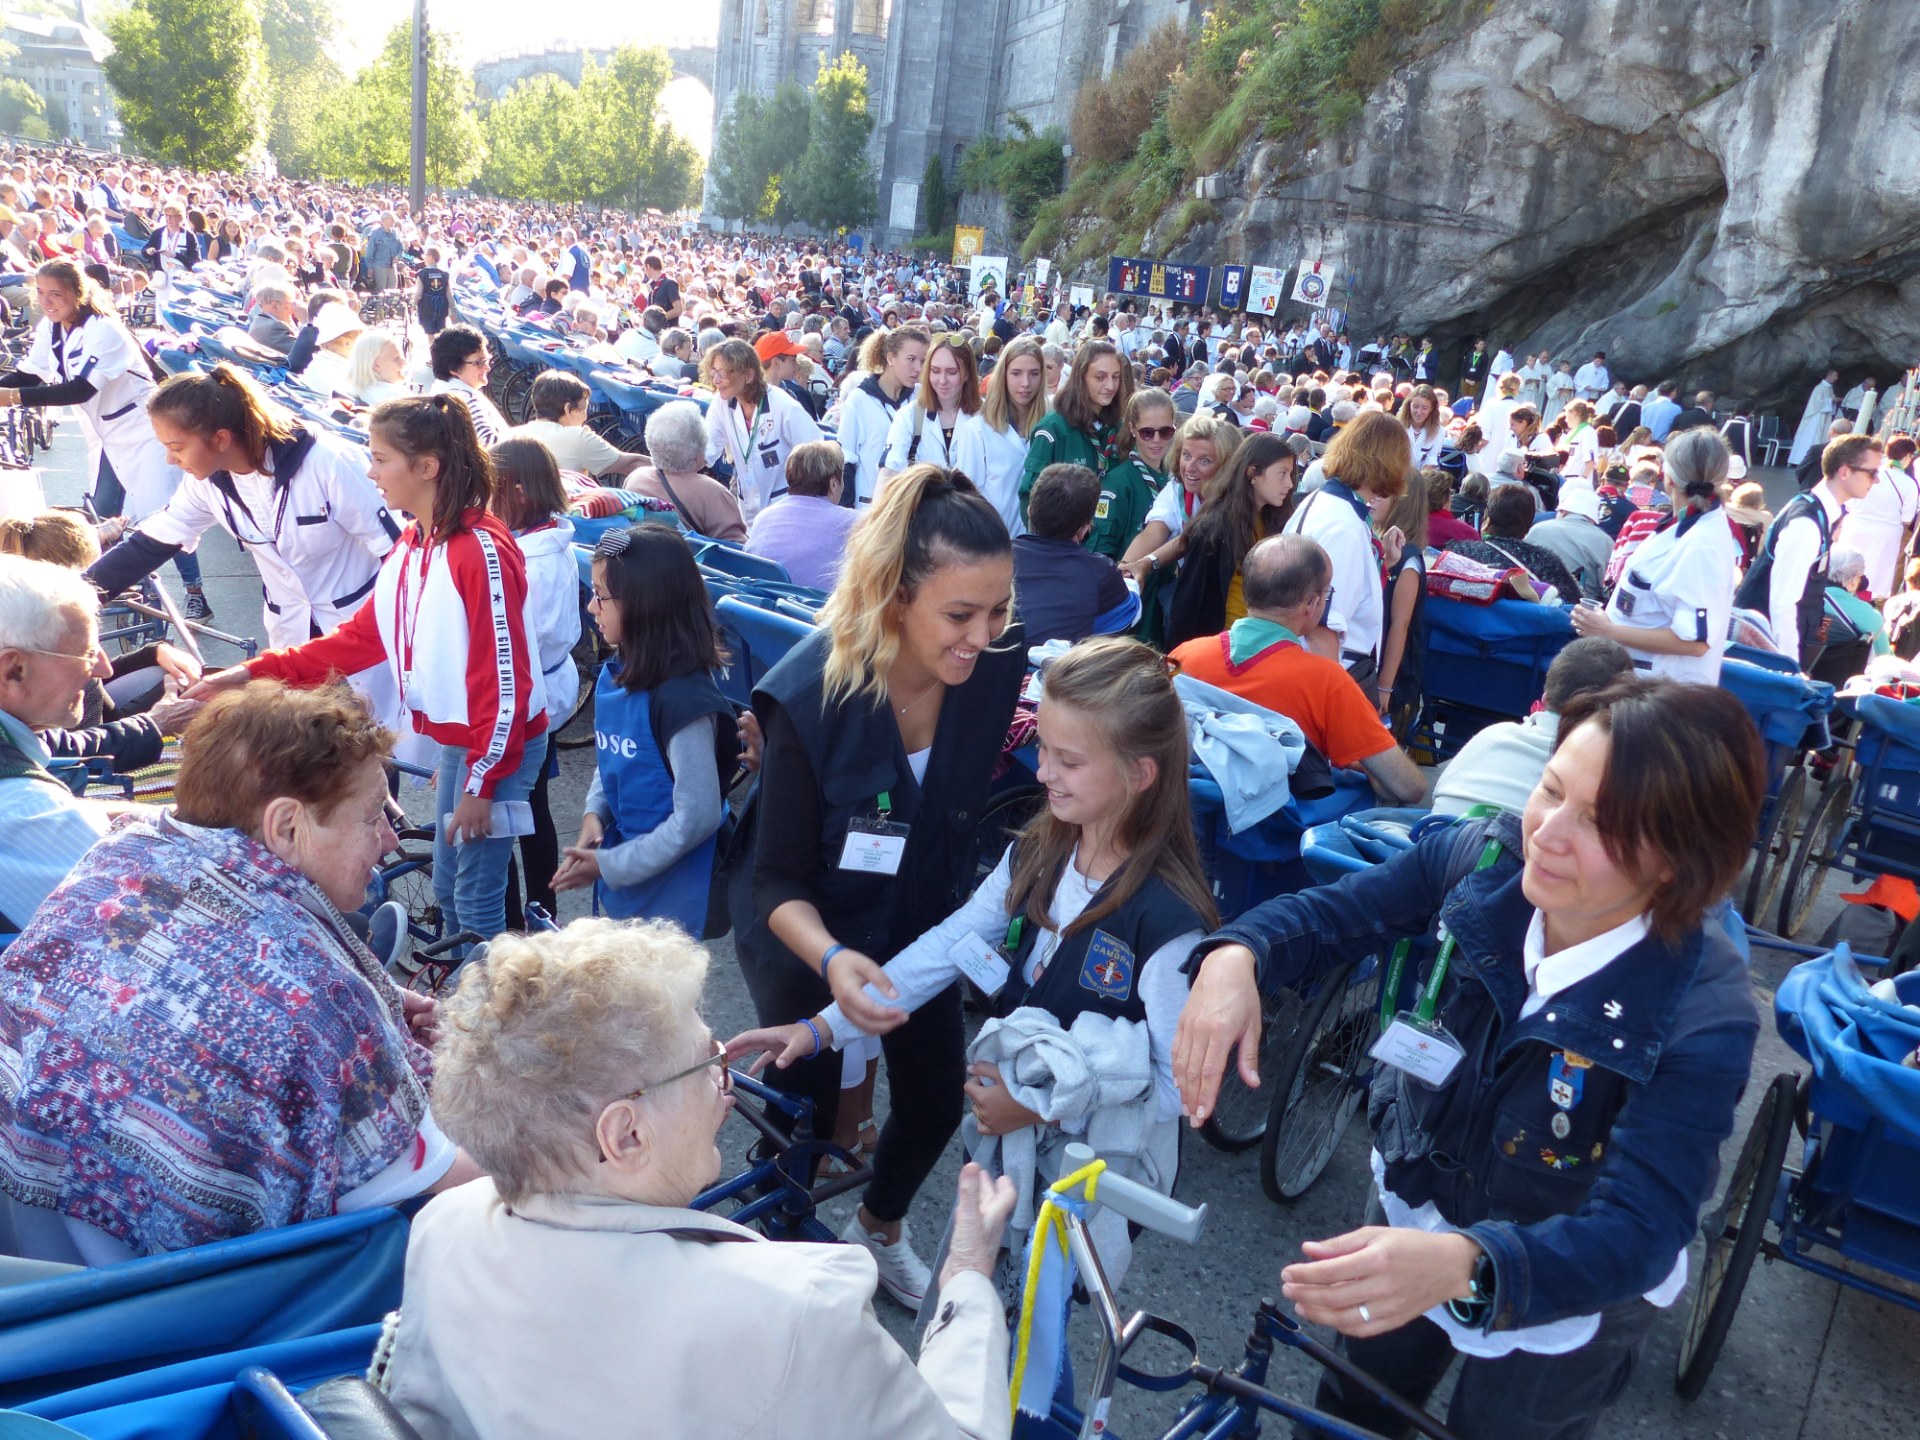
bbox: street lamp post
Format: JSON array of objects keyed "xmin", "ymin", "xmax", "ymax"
[{"xmin": 410, "ymin": 0, "xmax": 428, "ymax": 217}]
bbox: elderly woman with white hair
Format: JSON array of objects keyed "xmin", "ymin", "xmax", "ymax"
[
  {"xmin": 345, "ymin": 329, "xmax": 413, "ymax": 407},
  {"xmin": 382, "ymin": 918, "xmax": 1018, "ymax": 1440},
  {"xmin": 632, "ymin": 399, "xmax": 747, "ymax": 542}
]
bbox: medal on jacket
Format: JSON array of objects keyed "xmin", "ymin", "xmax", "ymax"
[
  {"xmin": 1368, "ymin": 838, "xmax": 1504, "ymax": 1089},
  {"xmin": 1548, "ymin": 1050, "xmax": 1590, "ymax": 1138}
]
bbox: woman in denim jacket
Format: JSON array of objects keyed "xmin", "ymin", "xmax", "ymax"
[{"xmin": 1177, "ymin": 677, "xmax": 1766, "ymax": 1440}]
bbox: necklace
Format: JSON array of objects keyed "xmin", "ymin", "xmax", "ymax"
[{"xmin": 891, "ymin": 675, "xmax": 941, "ymax": 715}]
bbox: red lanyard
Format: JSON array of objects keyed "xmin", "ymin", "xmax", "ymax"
[{"xmin": 393, "ymin": 538, "xmax": 433, "ymax": 704}]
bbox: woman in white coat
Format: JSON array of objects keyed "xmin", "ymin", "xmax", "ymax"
[
  {"xmin": 836, "ymin": 326, "xmax": 928, "ymax": 508},
  {"xmin": 880, "ymin": 333, "xmax": 982, "ymax": 494},
  {"xmin": 701, "ymin": 338, "xmax": 823, "ymax": 526},
  {"xmin": 953, "ymin": 335, "xmax": 1046, "ymax": 535},
  {"xmin": 382, "ymin": 919, "xmax": 1018, "ymax": 1440},
  {"xmin": 0, "ymin": 260, "xmax": 204, "ymax": 606}
]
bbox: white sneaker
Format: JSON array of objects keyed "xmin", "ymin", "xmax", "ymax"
[{"xmin": 839, "ymin": 1214, "xmax": 933, "ymax": 1308}]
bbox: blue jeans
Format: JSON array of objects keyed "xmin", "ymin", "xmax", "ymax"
[{"xmin": 433, "ymin": 740, "xmax": 540, "ymax": 945}]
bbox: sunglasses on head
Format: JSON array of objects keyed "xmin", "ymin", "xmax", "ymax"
[{"xmin": 1135, "ymin": 425, "xmax": 1177, "ymax": 441}]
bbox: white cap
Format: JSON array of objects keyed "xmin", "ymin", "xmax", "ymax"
[
  {"xmin": 313, "ymin": 304, "xmax": 366, "ymax": 346},
  {"xmin": 1557, "ymin": 484, "xmax": 1603, "ymax": 522},
  {"xmin": 1727, "ymin": 452, "xmax": 1748, "ymax": 480}
]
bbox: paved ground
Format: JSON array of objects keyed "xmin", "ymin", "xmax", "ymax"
[{"xmin": 42, "ymin": 434, "xmax": 1919, "ymax": 1439}]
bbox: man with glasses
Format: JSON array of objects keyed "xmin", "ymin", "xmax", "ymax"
[
  {"xmin": 1736, "ymin": 433, "xmax": 1884, "ymax": 672},
  {"xmin": 426, "ymin": 325, "xmax": 508, "ymax": 445},
  {"xmin": 0, "ymin": 556, "xmax": 118, "ymax": 931}
]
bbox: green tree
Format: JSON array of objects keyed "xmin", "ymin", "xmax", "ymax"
[
  {"xmin": 310, "ymin": 20, "xmax": 485, "ymax": 189},
  {"xmin": 921, "ymin": 152, "xmax": 951, "ymax": 235},
  {"xmin": 102, "ymin": 0, "xmax": 266, "ymax": 170},
  {"xmin": 260, "ymin": 0, "xmax": 344, "ymax": 177},
  {"xmin": 786, "ymin": 53, "xmax": 877, "ymax": 232},
  {"xmin": 707, "ymin": 81, "xmax": 809, "ymax": 225},
  {"xmin": 576, "ymin": 46, "xmax": 701, "ymax": 211},
  {"xmin": 480, "ymin": 73, "xmax": 592, "ymax": 202},
  {"xmin": 0, "ymin": 41, "xmax": 46, "ymax": 138}
]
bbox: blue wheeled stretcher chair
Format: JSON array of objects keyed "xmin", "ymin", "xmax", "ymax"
[
  {"xmin": 1713, "ymin": 653, "xmax": 1834, "ymax": 927},
  {"xmin": 1414, "ymin": 597, "xmax": 1574, "ymax": 759},
  {"xmin": 1672, "ymin": 943, "xmax": 1920, "ymax": 1398}
]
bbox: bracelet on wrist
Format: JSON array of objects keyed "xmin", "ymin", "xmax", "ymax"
[
  {"xmin": 801, "ymin": 1017, "xmax": 823, "ymax": 1059},
  {"xmin": 819, "ymin": 942, "xmax": 847, "ymax": 980}
]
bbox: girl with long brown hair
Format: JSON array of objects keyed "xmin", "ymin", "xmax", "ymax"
[
  {"xmin": 192, "ymin": 395, "xmax": 547, "ymax": 951},
  {"xmin": 1165, "ymin": 430, "xmax": 1310, "ymax": 647},
  {"xmin": 1018, "ymin": 338, "xmax": 1133, "ymax": 519},
  {"xmin": 733, "ymin": 636, "xmax": 1215, "ymax": 1290}
]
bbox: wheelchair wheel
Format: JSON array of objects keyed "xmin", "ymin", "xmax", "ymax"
[
  {"xmin": 1741, "ymin": 767, "xmax": 1805, "ymax": 925},
  {"xmin": 1777, "ymin": 781, "xmax": 1849, "ymax": 938},
  {"xmin": 502, "ymin": 367, "xmax": 537, "ymax": 425},
  {"xmin": 553, "ymin": 629, "xmax": 604, "ymax": 749},
  {"xmin": 971, "ymin": 783, "xmax": 1046, "ymax": 887},
  {"xmin": 372, "ymin": 847, "xmax": 440, "ymax": 961},
  {"xmin": 1675, "ymin": 1070, "xmax": 1795, "ymax": 1400},
  {"xmin": 1260, "ymin": 961, "xmax": 1373, "ymax": 1203},
  {"xmin": 1198, "ymin": 986, "xmax": 1306, "ymax": 1152}
]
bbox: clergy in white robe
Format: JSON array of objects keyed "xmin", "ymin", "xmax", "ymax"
[{"xmin": 1787, "ymin": 371, "xmax": 1839, "ymax": 466}]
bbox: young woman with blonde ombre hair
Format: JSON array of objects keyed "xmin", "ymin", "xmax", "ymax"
[
  {"xmin": 955, "ymin": 334, "xmax": 1047, "ymax": 534},
  {"xmin": 729, "ymin": 463, "xmax": 1024, "ymax": 1308}
]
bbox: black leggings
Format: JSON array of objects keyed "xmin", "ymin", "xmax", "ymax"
[
  {"xmin": 732, "ymin": 868, "xmax": 965, "ymax": 1223},
  {"xmin": 520, "ymin": 734, "xmax": 559, "ymax": 916}
]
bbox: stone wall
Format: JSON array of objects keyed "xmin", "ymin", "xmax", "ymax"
[{"xmin": 1167, "ymin": 0, "xmax": 1920, "ymax": 410}]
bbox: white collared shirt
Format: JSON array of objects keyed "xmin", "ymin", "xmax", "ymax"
[{"xmin": 1520, "ymin": 909, "xmax": 1650, "ymax": 1019}]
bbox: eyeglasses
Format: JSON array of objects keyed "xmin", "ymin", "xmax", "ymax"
[
  {"xmin": 614, "ymin": 1038, "xmax": 733, "ymax": 1106},
  {"xmin": 1135, "ymin": 425, "xmax": 1176, "ymax": 441},
  {"xmin": 13, "ymin": 641, "xmax": 103, "ymax": 668},
  {"xmin": 588, "ymin": 587, "xmax": 613, "ymax": 607}
]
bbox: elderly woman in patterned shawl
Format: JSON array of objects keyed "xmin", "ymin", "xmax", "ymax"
[{"xmin": 0, "ymin": 679, "xmax": 479, "ymax": 1263}]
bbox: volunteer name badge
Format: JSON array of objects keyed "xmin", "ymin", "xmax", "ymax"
[
  {"xmin": 949, "ymin": 932, "xmax": 1010, "ymax": 996},
  {"xmin": 838, "ymin": 816, "xmax": 909, "ymax": 875},
  {"xmin": 1369, "ymin": 1015, "xmax": 1466, "ymax": 1087}
]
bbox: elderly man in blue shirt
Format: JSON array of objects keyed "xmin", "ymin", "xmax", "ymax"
[{"xmin": 0, "ymin": 556, "xmax": 119, "ymax": 931}]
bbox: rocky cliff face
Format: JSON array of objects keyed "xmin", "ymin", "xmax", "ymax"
[{"xmin": 1167, "ymin": 0, "xmax": 1920, "ymax": 410}]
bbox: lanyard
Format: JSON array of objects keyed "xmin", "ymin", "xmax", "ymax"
[
  {"xmin": 1379, "ymin": 838, "xmax": 1503, "ymax": 1029},
  {"xmin": 393, "ymin": 540, "xmax": 432, "ymax": 704}
]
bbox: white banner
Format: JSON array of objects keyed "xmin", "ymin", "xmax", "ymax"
[
  {"xmin": 970, "ymin": 255, "xmax": 1009, "ymax": 300},
  {"xmin": 1291, "ymin": 260, "xmax": 1332, "ymax": 307},
  {"xmin": 1245, "ymin": 265, "xmax": 1287, "ymax": 316},
  {"xmin": 1034, "ymin": 257, "xmax": 1052, "ymax": 285},
  {"xmin": 1069, "ymin": 284, "xmax": 1094, "ymax": 310}
]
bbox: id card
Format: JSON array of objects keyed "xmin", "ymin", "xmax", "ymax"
[
  {"xmin": 838, "ymin": 816, "xmax": 909, "ymax": 875},
  {"xmin": 1368, "ymin": 1013, "xmax": 1466, "ymax": 1088},
  {"xmin": 948, "ymin": 932, "xmax": 1010, "ymax": 996}
]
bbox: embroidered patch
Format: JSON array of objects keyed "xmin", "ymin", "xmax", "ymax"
[
  {"xmin": 1094, "ymin": 495, "xmax": 1112, "ymax": 520},
  {"xmin": 1079, "ymin": 929, "xmax": 1135, "ymax": 1001}
]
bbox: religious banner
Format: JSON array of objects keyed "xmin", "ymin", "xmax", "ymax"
[
  {"xmin": 1245, "ymin": 265, "xmax": 1287, "ymax": 316},
  {"xmin": 1034, "ymin": 257, "xmax": 1052, "ymax": 285},
  {"xmin": 1106, "ymin": 255, "xmax": 1212, "ymax": 304},
  {"xmin": 970, "ymin": 255, "xmax": 1009, "ymax": 300},
  {"xmin": 1217, "ymin": 264, "xmax": 1248, "ymax": 310},
  {"xmin": 1292, "ymin": 260, "xmax": 1332, "ymax": 307},
  {"xmin": 1069, "ymin": 284, "xmax": 1095, "ymax": 310},
  {"xmin": 952, "ymin": 226, "xmax": 986, "ymax": 263}
]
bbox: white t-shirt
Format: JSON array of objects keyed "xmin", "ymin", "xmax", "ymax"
[{"xmin": 1146, "ymin": 478, "xmax": 1202, "ymax": 539}]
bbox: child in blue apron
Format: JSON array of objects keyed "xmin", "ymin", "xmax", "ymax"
[
  {"xmin": 727, "ymin": 637, "xmax": 1216, "ymax": 1287},
  {"xmin": 553, "ymin": 524, "xmax": 738, "ymax": 935}
]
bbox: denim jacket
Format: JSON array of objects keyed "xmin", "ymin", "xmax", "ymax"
[{"xmin": 1197, "ymin": 813, "xmax": 1758, "ymax": 1331}]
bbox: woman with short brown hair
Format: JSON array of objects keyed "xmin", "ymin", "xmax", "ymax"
[{"xmin": 1179, "ymin": 675, "xmax": 1765, "ymax": 1440}]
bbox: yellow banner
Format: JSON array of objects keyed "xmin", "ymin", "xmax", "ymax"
[{"xmin": 952, "ymin": 226, "xmax": 985, "ymax": 263}]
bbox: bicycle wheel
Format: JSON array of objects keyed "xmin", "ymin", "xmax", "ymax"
[
  {"xmin": 971, "ymin": 783, "xmax": 1046, "ymax": 886},
  {"xmin": 1777, "ymin": 781, "xmax": 1849, "ymax": 938},
  {"xmin": 553, "ymin": 630, "xmax": 604, "ymax": 749},
  {"xmin": 1741, "ymin": 767, "xmax": 1804, "ymax": 924},
  {"xmin": 1674, "ymin": 1070, "xmax": 1795, "ymax": 1400},
  {"xmin": 1260, "ymin": 962, "xmax": 1373, "ymax": 1204},
  {"xmin": 1198, "ymin": 986, "xmax": 1306, "ymax": 1152}
]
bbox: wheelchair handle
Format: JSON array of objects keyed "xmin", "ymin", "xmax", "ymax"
[{"xmin": 1061, "ymin": 1143, "xmax": 1207, "ymax": 1245}]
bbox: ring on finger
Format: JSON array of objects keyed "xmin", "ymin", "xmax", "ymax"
[{"xmin": 1357, "ymin": 1304, "xmax": 1372, "ymax": 1324}]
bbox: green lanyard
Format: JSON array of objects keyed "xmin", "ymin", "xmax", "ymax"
[
  {"xmin": 876, "ymin": 790, "xmax": 892, "ymax": 818},
  {"xmin": 1379, "ymin": 838, "xmax": 1503, "ymax": 1030},
  {"xmin": 1004, "ymin": 915, "xmax": 1025, "ymax": 951}
]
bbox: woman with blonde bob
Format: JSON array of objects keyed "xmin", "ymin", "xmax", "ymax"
[
  {"xmin": 728, "ymin": 464, "xmax": 1023, "ymax": 1310},
  {"xmin": 383, "ymin": 918, "xmax": 1020, "ymax": 1439},
  {"xmin": 700, "ymin": 337, "xmax": 823, "ymax": 524}
]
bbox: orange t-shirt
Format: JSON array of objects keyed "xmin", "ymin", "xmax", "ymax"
[{"xmin": 1170, "ymin": 632, "xmax": 1397, "ymax": 771}]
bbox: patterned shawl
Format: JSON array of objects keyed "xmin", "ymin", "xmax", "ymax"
[{"xmin": 0, "ymin": 812, "xmax": 433, "ymax": 1255}]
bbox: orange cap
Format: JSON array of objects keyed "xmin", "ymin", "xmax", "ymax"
[{"xmin": 1839, "ymin": 874, "xmax": 1920, "ymax": 923}]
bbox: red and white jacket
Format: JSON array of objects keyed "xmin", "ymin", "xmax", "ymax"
[{"xmin": 249, "ymin": 509, "xmax": 548, "ymax": 798}]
